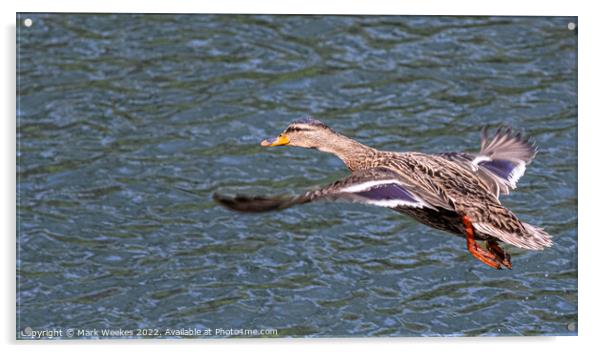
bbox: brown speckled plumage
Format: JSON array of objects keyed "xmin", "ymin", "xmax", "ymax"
[{"xmin": 214, "ymin": 118, "xmax": 552, "ymax": 269}]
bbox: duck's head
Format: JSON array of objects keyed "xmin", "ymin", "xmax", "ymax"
[{"xmin": 260, "ymin": 117, "xmax": 336, "ymax": 150}]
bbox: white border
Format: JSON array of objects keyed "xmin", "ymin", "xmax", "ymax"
[
  {"xmin": 4, "ymin": 0, "xmax": 584, "ymax": 15},
  {"xmin": 3, "ymin": 0, "xmax": 600, "ymax": 352}
]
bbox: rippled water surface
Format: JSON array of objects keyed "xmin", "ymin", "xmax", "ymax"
[{"xmin": 17, "ymin": 14, "xmax": 577, "ymax": 337}]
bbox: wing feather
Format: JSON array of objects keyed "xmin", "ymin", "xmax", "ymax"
[
  {"xmin": 439, "ymin": 126, "xmax": 538, "ymax": 198},
  {"xmin": 214, "ymin": 167, "xmax": 454, "ymax": 213}
]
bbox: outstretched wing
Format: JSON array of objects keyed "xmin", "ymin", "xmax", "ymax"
[
  {"xmin": 214, "ymin": 167, "xmax": 454, "ymax": 213},
  {"xmin": 439, "ymin": 126, "xmax": 538, "ymax": 198}
]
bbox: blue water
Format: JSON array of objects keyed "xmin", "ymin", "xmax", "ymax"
[{"xmin": 17, "ymin": 14, "xmax": 577, "ymax": 338}]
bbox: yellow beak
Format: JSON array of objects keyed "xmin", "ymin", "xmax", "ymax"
[{"xmin": 260, "ymin": 134, "xmax": 290, "ymax": 147}]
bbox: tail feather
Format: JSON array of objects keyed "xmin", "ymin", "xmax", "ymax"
[
  {"xmin": 520, "ymin": 222, "xmax": 554, "ymax": 250},
  {"xmin": 474, "ymin": 221, "xmax": 553, "ymax": 250}
]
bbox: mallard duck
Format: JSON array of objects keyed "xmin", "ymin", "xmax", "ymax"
[{"xmin": 214, "ymin": 118, "xmax": 552, "ymax": 269}]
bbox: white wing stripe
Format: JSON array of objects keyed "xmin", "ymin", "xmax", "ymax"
[
  {"xmin": 507, "ymin": 161, "xmax": 526, "ymax": 188},
  {"xmin": 471, "ymin": 155, "xmax": 492, "ymax": 170},
  {"xmin": 364, "ymin": 199, "xmax": 427, "ymax": 208},
  {"xmin": 340, "ymin": 179, "xmax": 404, "ymax": 193}
]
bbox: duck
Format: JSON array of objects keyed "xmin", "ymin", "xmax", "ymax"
[{"xmin": 213, "ymin": 117, "xmax": 552, "ymax": 269}]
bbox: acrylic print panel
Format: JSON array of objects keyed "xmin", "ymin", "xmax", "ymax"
[{"xmin": 16, "ymin": 13, "xmax": 577, "ymax": 339}]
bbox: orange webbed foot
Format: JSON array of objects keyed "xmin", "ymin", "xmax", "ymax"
[
  {"xmin": 487, "ymin": 240, "xmax": 512, "ymax": 269},
  {"xmin": 462, "ymin": 216, "xmax": 511, "ymax": 270}
]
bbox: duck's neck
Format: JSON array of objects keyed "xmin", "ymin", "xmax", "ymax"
[{"xmin": 317, "ymin": 133, "xmax": 377, "ymax": 171}]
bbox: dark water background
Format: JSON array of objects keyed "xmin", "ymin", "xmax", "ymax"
[{"xmin": 17, "ymin": 14, "xmax": 577, "ymax": 337}]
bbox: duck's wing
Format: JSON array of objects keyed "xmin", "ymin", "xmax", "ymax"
[
  {"xmin": 213, "ymin": 167, "xmax": 454, "ymax": 213},
  {"xmin": 438, "ymin": 127, "xmax": 538, "ymax": 198}
]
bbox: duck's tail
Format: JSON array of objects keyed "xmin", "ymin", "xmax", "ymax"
[
  {"xmin": 519, "ymin": 222, "xmax": 554, "ymax": 250},
  {"xmin": 473, "ymin": 220, "xmax": 553, "ymax": 250}
]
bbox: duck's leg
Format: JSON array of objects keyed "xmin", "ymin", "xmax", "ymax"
[
  {"xmin": 487, "ymin": 240, "xmax": 512, "ymax": 269},
  {"xmin": 461, "ymin": 216, "xmax": 501, "ymax": 269}
]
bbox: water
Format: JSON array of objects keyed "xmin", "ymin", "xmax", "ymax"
[{"xmin": 17, "ymin": 14, "xmax": 577, "ymax": 338}]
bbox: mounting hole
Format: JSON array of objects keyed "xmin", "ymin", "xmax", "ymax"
[
  {"xmin": 23, "ymin": 18, "xmax": 32, "ymax": 27},
  {"xmin": 567, "ymin": 22, "xmax": 576, "ymax": 31}
]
